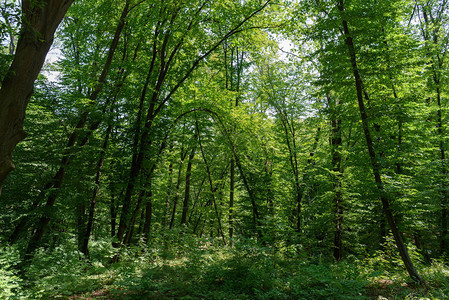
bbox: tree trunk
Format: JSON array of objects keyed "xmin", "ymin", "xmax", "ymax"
[
  {"xmin": 229, "ymin": 158, "xmax": 235, "ymax": 239},
  {"xmin": 110, "ymin": 189, "xmax": 122, "ymax": 238},
  {"xmin": 137, "ymin": 209, "xmax": 145, "ymax": 237},
  {"xmin": 328, "ymin": 95, "xmax": 343, "ymax": 261},
  {"xmin": 0, "ymin": 0, "xmax": 73, "ymax": 196},
  {"xmin": 80, "ymin": 123, "xmax": 112, "ymax": 257},
  {"xmin": 337, "ymin": 0, "xmax": 422, "ymax": 283},
  {"xmin": 76, "ymin": 202, "xmax": 86, "ymax": 254},
  {"xmin": 418, "ymin": 7, "xmax": 448, "ymax": 255},
  {"xmin": 113, "ymin": 77, "xmax": 156, "ymax": 246},
  {"xmin": 8, "ymin": 183, "xmax": 52, "ymax": 244},
  {"xmin": 169, "ymin": 148, "xmax": 187, "ymax": 229},
  {"xmin": 275, "ymin": 105, "xmax": 302, "ymax": 233},
  {"xmin": 123, "ymin": 162, "xmax": 155, "ymax": 246},
  {"xmin": 196, "ymin": 121, "xmax": 226, "ymax": 245},
  {"xmin": 163, "ymin": 159, "xmax": 174, "ymax": 227},
  {"xmin": 123, "ymin": 189, "xmax": 146, "ymax": 246},
  {"xmin": 436, "ymin": 86, "xmax": 448, "ymax": 255},
  {"xmin": 181, "ymin": 143, "xmax": 196, "ymax": 225},
  {"xmin": 142, "ymin": 188, "xmax": 153, "ymax": 244}
]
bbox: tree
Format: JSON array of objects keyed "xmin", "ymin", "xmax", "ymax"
[
  {"xmin": 417, "ymin": 0, "xmax": 449, "ymax": 256},
  {"xmin": 336, "ymin": 0, "xmax": 422, "ymax": 282},
  {"xmin": 0, "ymin": 0, "xmax": 73, "ymax": 195}
]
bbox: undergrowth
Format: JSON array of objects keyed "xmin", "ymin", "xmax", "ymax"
[{"xmin": 0, "ymin": 236, "xmax": 448, "ymax": 299}]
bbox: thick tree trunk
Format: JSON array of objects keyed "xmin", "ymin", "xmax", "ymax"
[
  {"xmin": 0, "ymin": 0, "xmax": 73, "ymax": 196},
  {"xmin": 337, "ymin": 0, "xmax": 422, "ymax": 283}
]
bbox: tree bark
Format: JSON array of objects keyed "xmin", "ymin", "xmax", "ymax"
[{"xmin": 0, "ymin": 0, "xmax": 73, "ymax": 196}]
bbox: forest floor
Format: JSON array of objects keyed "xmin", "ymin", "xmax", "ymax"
[
  {"xmin": 67, "ymin": 278, "xmax": 444, "ymax": 300},
  {"xmin": 2, "ymin": 238, "xmax": 448, "ymax": 299}
]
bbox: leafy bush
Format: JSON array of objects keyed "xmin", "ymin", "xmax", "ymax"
[
  {"xmin": 5, "ymin": 235, "xmax": 446, "ymax": 299},
  {"xmin": 109, "ymin": 239, "xmax": 368, "ymax": 299},
  {"xmin": 25, "ymin": 239, "xmax": 102, "ymax": 298},
  {"xmin": 0, "ymin": 246, "xmax": 24, "ymax": 299},
  {"xmin": 288, "ymin": 264, "xmax": 367, "ymax": 299}
]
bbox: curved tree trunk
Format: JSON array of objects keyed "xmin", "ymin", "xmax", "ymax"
[{"xmin": 0, "ymin": 0, "xmax": 73, "ymax": 196}]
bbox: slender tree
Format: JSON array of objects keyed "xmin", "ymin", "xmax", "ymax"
[{"xmin": 336, "ymin": 0, "xmax": 422, "ymax": 282}]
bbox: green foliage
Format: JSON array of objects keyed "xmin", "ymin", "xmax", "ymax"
[
  {"xmin": 25, "ymin": 240, "xmax": 96, "ymax": 298},
  {"xmin": 422, "ymin": 260, "xmax": 449, "ymax": 298},
  {"xmin": 95, "ymin": 238, "xmax": 370, "ymax": 299},
  {"xmin": 0, "ymin": 247, "xmax": 24, "ymax": 299},
  {"xmin": 0, "ymin": 235, "xmax": 447, "ymax": 299},
  {"xmin": 2, "ymin": 0, "xmax": 449, "ymax": 298}
]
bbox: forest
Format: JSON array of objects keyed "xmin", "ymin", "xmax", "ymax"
[{"xmin": 0, "ymin": 0, "xmax": 449, "ymax": 298}]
